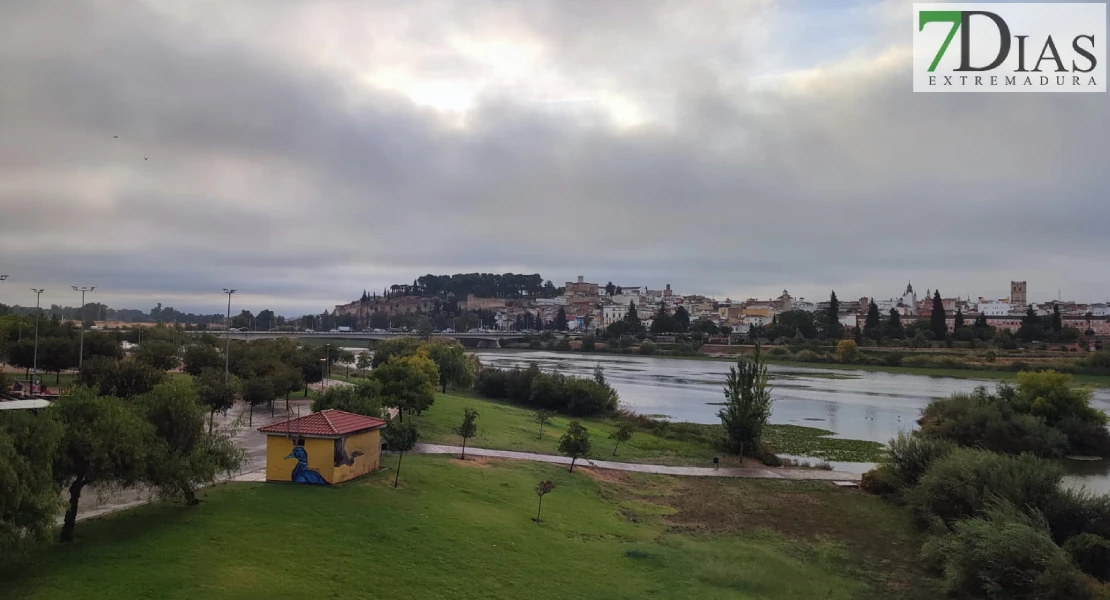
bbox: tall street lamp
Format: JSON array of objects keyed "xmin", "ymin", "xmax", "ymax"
[
  {"xmin": 72, "ymin": 286, "xmax": 95, "ymax": 369},
  {"xmin": 31, "ymin": 288, "xmax": 44, "ymax": 385},
  {"xmin": 223, "ymin": 289, "xmax": 236, "ymax": 384}
]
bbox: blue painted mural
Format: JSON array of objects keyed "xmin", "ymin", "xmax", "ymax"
[{"xmin": 285, "ymin": 446, "xmax": 329, "ymax": 484}]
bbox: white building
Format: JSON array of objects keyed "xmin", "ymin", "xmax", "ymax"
[
  {"xmin": 1091, "ymin": 304, "xmax": 1110, "ymax": 317},
  {"xmin": 602, "ymin": 304, "xmax": 628, "ymax": 325},
  {"xmin": 978, "ymin": 301, "xmax": 1011, "ymax": 316}
]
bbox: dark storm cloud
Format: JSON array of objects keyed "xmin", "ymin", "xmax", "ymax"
[{"xmin": 0, "ymin": 0, "xmax": 1107, "ymax": 315}]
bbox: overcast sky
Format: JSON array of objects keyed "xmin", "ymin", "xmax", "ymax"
[{"xmin": 1, "ymin": 0, "xmax": 1106, "ymax": 316}]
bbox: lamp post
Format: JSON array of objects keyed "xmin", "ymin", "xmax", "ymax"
[
  {"xmin": 223, "ymin": 289, "xmax": 236, "ymax": 384},
  {"xmin": 31, "ymin": 288, "xmax": 44, "ymax": 385},
  {"xmin": 72, "ymin": 286, "xmax": 95, "ymax": 369}
]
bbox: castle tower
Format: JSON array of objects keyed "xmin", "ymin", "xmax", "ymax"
[{"xmin": 1010, "ymin": 281, "xmax": 1027, "ymax": 305}]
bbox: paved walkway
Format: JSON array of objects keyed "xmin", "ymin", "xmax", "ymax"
[{"xmin": 411, "ymin": 444, "xmax": 861, "ymax": 481}]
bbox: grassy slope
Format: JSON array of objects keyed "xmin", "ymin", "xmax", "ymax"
[
  {"xmin": 1, "ymin": 456, "xmax": 931, "ymax": 600},
  {"xmin": 412, "ymin": 391, "xmax": 884, "ymax": 463}
]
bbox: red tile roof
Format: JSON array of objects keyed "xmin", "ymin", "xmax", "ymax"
[{"xmin": 258, "ymin": 409, "xmax": 386, "ymax": 437}]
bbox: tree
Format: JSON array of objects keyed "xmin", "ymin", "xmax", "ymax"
[
  {"xmin": 864, "ymin": 300, "xmax": 881, "ymax": 340},
  {"xmin": 78, "ymin": 357, "xmax": 165, "ymax": 399},
  {"xmin": 337, "ymin": 349, "xmax": 356, "ymax": 377},
  {"xmin": 673, "ymin": 306, "xmax": 691, "ymax": 332},
  {"xmin": 241, "ymin": 377, "xmax": 274, "ymax": 427},
  {"xmin": 312, "ymin": 380, "xmax": 382, "ymax": 417},
  {"xmin": 690, "ymin": 318, "xmax": 719, "ymax": 336},
  {"xmin": 825, "ymin": 291, "xmax": 844, "ymax": 340},
  {"xmin": 559, "ymin": 421, "xmax": 591, "ymax": 472},
  {"xmin": 931, "ymin": 290, "xmax": 948, "ymax": 341},
  {"xmin": 1018, "ymin": 305, "xmax": 1046, "ymax": 343},
  {"xmin": 954, "ymin": 307, "xmax": 965, "ymax": 330},
  {"xmin": 650, "ymin": 304, "xmax": 678, "ymax": 334},
  {"xmin": 194, "ymin": 367, "xmax": 239, "ymax": 432},
  {"xmin": 425, "ymin": 340, "xmax": 473, "ymax": 393},
  {"xmin": 0, "ymin": 409, "xmax": 63, "ymax": 550},
  {"xmin": 356, "ymin": 350, "xmax": 372, "ymax": 371},
  {"xmin": 534, "ymin": 480, "xmax": 555, "ymax": 523},
  {"xmin": 1052, "ymin": 303, "xmax": 1063, "ymax": 332},
  {"xmin": 137, "ymin": 379, "xmax": 244, "ymax": 505},
  {"xmin": 38, "ymin": 337, "xmax": 77, "ymax": 383},
  {"xmin": 53, "ymin": 387, "xmax": 154, "ymax": 542},
  {"xmin": 718, "ymin": 348, "xmax": 773, "ymax": 457},
  {"xmin": 553, "ymin": 307, "xmax": 568, "ymax": 331},
  {"xmin": 81, "ymin": 330, "xmax": 123, "ymax": 361},
  {"xmin": 381, "ymin": 415, "xmax": 418, "ymax": 488},
  {"xmin": 135, "ymin": 339, "xmax": 180, "ymax": 371},
  {"xmin": 372, "ymin": 352, "xmax": 439, "ymax": 419},
  {"xmin": 455, "ymin": 407, "xmax": 480, "ymax": 459},
  {"xmin": 625, "ymin": 301, "xmax": 640, "ymax": 327},
  {"xmin": 609, "ymin": 424, "xmax": 633, "ymax": 456},
  {"xmin": 371, "ymin": 337, "xmax": 424, "ymax": 368},
  {"xmin": 255, "ymin": 309, "xmax": 276, "ymax": 331},
  {"xmin": 886, "ymin": 309, "xmax": 905, "ymax": 340},
  {"xmin": 533, "ymin": 409, "xmax": 555, "ymax": 439},
  {"xmin": 183, "ymin": 343, "xmax": 223, "ymax": 376},
  {"xmin": 605, "ymin": 282, "xmax": 615, "ymax": 297}
]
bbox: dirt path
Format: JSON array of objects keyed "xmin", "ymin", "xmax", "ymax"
[{"xmin": 411, "ymin": 443, "xmax": 861, "ymax": 481}]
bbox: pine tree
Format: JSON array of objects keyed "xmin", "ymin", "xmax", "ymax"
[
  {"xmin": 1051, "ymin": 303, "xmax": 1062, "ymax": 331},
  {"xmin": 625, "ymin": 301, "xmax": 640, "ymax": 326},
  {"xmin": 886, "ymin": 308, "xmax": 904, "ymax": 339},
  {"xmin": 865, "ymin": 300, "xmax": 881, "ymax": 339},
  {"xmin": 954, "ymin": 308, "xmax": 965, "ymax": 330},
  {"xmin": 931, "ymin": 290, "xmax": 947, "ymax": 340},
  {"xmin": 825, "ymin": 291, "xmax": 844, "ymax": 339}
]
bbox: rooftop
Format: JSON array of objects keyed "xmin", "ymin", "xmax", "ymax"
[{"xmin": 258, "ymin": 409, "xmax": 386, "ymax": 437}]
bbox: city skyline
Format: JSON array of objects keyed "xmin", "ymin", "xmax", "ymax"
[{"xmin": 2, "ymin": 0, "xmax": 1107, "ymax": 315}]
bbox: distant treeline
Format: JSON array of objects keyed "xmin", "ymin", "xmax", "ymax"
[
  {"xmin": 370, "ymin": 272, "xmax": 562, "ymax": 299},
  {"xmin": 0, "ymin": 301, "xmax": 225, "ymax": 325}
]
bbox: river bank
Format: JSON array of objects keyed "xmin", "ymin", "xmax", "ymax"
[{"xmin": 498, "ymin": 344, "xmax": 1110, "ymax": 387}]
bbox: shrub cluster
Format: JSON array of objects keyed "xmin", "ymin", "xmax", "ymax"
[
  {"xmin": 475, "ymin": 365, "xmax": 618, "ymax": 417},
  {"xmin": 862, "ymin": 371, "xmax": 1110, "ymax": 595}
]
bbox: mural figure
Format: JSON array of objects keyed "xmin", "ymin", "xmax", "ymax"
[
  {"xmin": 334, "ymin": 438, "xmax": 365, "ymax": 467},
  {"xmin": 285, "ymin": 446, "xmax": 328, "ymax": 484}
]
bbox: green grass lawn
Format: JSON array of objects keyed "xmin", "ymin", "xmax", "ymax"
[
  {"xmin": 412, "ymin": 391, "xmax": 884, "ymax": 464},
  {"xmin": 0, "ymin": 456, "xmax": 932, "ymax": 599}
]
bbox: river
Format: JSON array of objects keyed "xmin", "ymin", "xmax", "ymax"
[{"xmin": 471, "ymin": 349, "xmax": 1110, "ymax": 492}]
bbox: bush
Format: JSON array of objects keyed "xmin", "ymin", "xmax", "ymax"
[
  {"xmin": 580, "ymin": 335, "xmax": 596, "ymax": 352},
  {"xmin": 887, "ymin": 432, "xmax": 953, "ymax": 489},
  {"xmin": 553, "ymin": 338, "xmax": 571, "ymax": 351},
  {"xmin": 1056, "ymin": 416, "xmax": 1110, "ymax": 457},
  {"xmin": 985, "ymin": 350, "xmax": 997, "ymax": 363},
  {"xmin": 908, "ymin": 448, "xmax": 1063, "ymax": 528},
  {"xmin": 1043, "ymin": 488, "xmax": 1110, "ymax": 543},
  {"xmin": 768, "ymin": 346, "xmax": 789, "ymax": 357},
  {"xmin": 476, "ymin": 366, "xmax": 617, "ymax": 416},
  {"xmin": 794, "ymin": 349, "xmax": 819, "ymax": 363},
  {"xmin": 923, "ymin": 502, "xmax": 1099, "ymax": 599},
  {"xmin": 881, "ymin": 352, "xmax": 903, "ymax": 367},
  {"xmin": 835, "ymin": 339, "xmax": 859, "ymax": 363},
  {"xmin": 860, "ymin": 463, "xmax": 902, "ymax": 497},
  {"xmin": 637, "ymin": 340, "xmax": 656, "ymax": 355},
  {"xmin": 918, "ymin": 388, "xmax": 1069, "ymax": 458},
  {"xmin": 1065, "ymin": 533, "xmax": 1110, "ymax": 581}
]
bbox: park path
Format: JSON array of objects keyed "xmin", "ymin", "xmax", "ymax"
[{"xmin": 411, "ymin": 443, "xmax": 861, "ymax": 481}]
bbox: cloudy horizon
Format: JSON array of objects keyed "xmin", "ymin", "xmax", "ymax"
[{"xmin": 1, "ymin": 0, "xmax": 1106, "ymax": 317}]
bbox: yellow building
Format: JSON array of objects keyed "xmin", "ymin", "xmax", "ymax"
[{"xmin": 258, "ymin": 409, "xmax": 386, "ymax": 485}]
